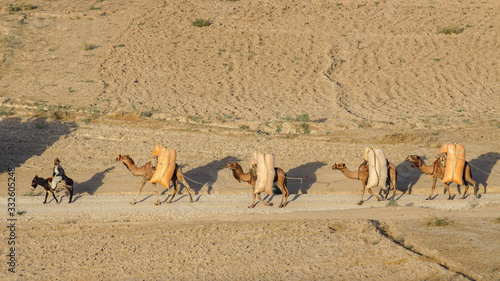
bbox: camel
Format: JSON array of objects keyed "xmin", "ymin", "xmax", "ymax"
[
  {"xmin": 225, "ymin": 162, "xmax": 289, "ymax": 208},
  {"xmin": 332, "ymin": 161, "xmax": 397, "ymax": 205},
  {"xmin": 31, "ymin": 175, "xmax": 74, "ymax": 204},
  {"xmin": 405, "ymin": 155, "xmax": 476, "ymax": 200},
  {"xmin": 116, "ymin": 154, "xmax": 194, "ymax": 205}
]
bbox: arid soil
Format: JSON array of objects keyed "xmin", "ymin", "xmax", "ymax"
[{"xmin": 0, "ymin": 0, "xmax": 499, "ymax": 280}]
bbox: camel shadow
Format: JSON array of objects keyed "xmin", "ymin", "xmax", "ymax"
[
  {"xmin": 395, "ymin": 160, "xmax": 422, "ymax": 196},
  {"xmin": 286, "ymin": 162, "xmax": 327, "ymax": 194},
  {"xmin": 169, "ymin": 156, "xmax": 240, "ymax": 195},
  {"xmin": 0, "ymin": 117, "xmax": 77, "ymax": 174},
  {"xmin": 469, "ymin": 152, "xmax": 500, "ymax": 195},
  {"xmin": 75, "ymin": 167, "xmax": 115, "ymax": 195}
]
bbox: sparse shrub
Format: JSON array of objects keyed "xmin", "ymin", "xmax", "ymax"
[
  {"xmin": 192, "ymin": 18, "xmax": 211, "ymax": 27},
  {"xmin": 17, "ymin": 211, "xmax": 26, "ymax": 216},
  {"xmin": 427, "ymin": 217, "xmax": 452, "ymax": 226},
  {"xmin": 469, "ymin": 198, "xmax": 480, "ymax": 208},
  {"xmin": 358, "ymin": 120, "xmax": 372, "ymax": 128},
  {"xmin": 83, "ymin": 43, "xmax": 97, "ymax": 51},
  {"xmin": 215, "ymin": 113, "xmax": 233, "ymax": 123},
  {"xmin": 35, "ymin": 122, "xmax": 47, "ymax": 129},
  {"xmin": 275, "ymin": 125, "xmax": 282, "ymax": 133},
  {"xmin": 89, "ymin": 109, "xmax": 101, "ymax": 119},
  {"xmin": 89, "ymin": 6, "xmax": 102, "ymax": 10},
  {"xmin": 299, "ymin": 122, "xmax": 310, "ymax": 134},
  {"xmin": 0, "ymin": 106, "xmax": 11, "ymax": 116},
  {"xmin": 8, "ymin": 4, "xmax": 37, "ymax": 13},
  {"xmin": 386, "ymin": 199, "xmax": 399, "ymax": 207},
  {"xmin": 109, "ymin": 111, "xmax": 140, "ymax": 121},
  {"xmin": 140, "ymin": 111, "xmax": 152, "ymax": 118},
  {"xmin": 296, "ymin": 113, "xmax": 310, "ymax": 122},
  {"xmin": 438, "ymin": 26, "xmax": 462, "ymax": 35},
  {"xmin": 494, "ymin": 217, "xmax": 500, "ymax": 224},
  {"xmin": 188, "ymin": 115, "xmax": 202, "ymax": 123},
  {"xmin": 395, "ymin": 234, "xmax": 405, "ymax": 244},
  {"xmin": 50, "ymin": 110, "xmax": 72, "ymax": 120},
  {"xmin": 239, "ymin": 125, "xmax": 249, "ymax": 130}
]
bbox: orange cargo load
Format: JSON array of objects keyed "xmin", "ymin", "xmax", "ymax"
[
  {"xmin": 150, "ymin": 145, "xmax": 176, "ymax": 189},
  {"xmin": 441, "ymin": 143, "xmax": 465, "ymax": 185}
]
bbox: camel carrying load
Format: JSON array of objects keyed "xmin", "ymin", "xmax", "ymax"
[
  {"xmin": 250, "ymin": 152, "xmax": 275, "ymax": 195},
  {"xmin": 150, "ymin": 144, "xmax": 177, "ymax": 189},
  {"xmin": 363, "ymin": 147, "xmax": 388, "ymax": 189},
  {"xmin": 439, "ymin": 143, "xmax": 466, "ymax": 185}
]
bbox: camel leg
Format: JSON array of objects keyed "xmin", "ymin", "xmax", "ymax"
[
  {"xmin": 463, "ymin": 176, "xmax": 477, "ymax": 198},
  {"xmin": 279, "ymin": 186, "xmax": 289, "ymax": 208},
  {"xmin": 177, "ymin": 171, "xmax": 194, "ymax": 202},
  {"xmin": 257, "ymin": 193, "xmax": 271, "ymax": 206},
  {"xmin": 249, "ymin": 192, "xmax": 257, "ymax": 208},
  {"xmin": 152, "ymin": 183, "xmax": 160, "ymax": 205},
  {"xmin": 167, "ymin": 180, "xmax": 178, "ymax": 203},
  {"xmin": 358, "ymin": 184, "xmax": 366, "ymax": 205},
  {"xmin": 368, "ymin": 188, "xmax": 382, "ymax": 201},
  {"xmin": 385, "ymin": 175, "xmax": 397, "ymax": 200},
  {"xmin": 427, "ymin": 177, "xmax": 438, "ymax": 200},
  {"xmin": 131, "ymin": 178, "xmax": 147, "ymax": 205},
  {"xmin": 471, "ymin": 177, "xmax": 477, "ymax": 197},
  {"xmin": 249, "ymin": 184, "xmax": 257, "ymax": 208},
  {"xmin": 444, "ymin": 183, "xmax": 453, "ymax": 200},
  {"xmin": 392, "ymin": 177, "xmax": 397, "ymax": 199}
]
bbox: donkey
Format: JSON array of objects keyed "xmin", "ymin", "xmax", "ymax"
[{"xmin": 31, "ymin": 175, "xmax": 74, "ymax": 203}]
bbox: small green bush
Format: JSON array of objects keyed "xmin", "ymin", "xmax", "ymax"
[
  {"xmin": 84, "ymin": 43, "xmax": 97, "ymax": 51},
  {"xmin": 192, "ymin": 19, "xmax": 211, "ymax": 27},
  {"xmin": 427, "ymin": 217, "xmax": 452, "ymax": 226},
  {"xmin": 386, "ymin": 199, "xmax": 399, "ymax": 207},
  {"xmin": 438, "ymin": 26, "xmax": 462, "ymax": 35}
]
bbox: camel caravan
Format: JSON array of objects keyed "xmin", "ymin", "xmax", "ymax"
[{"xmin": 35, "ymin": 142, "xmax": 478, "ymax": 206}]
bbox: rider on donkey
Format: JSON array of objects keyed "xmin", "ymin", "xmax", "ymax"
[{"xmin": 51, "ymin": 158, "xmax": 67, "ymax": 191}]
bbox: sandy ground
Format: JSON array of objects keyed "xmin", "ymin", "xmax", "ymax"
[
  {"xmin": 0, "ymin": 0, "xmax": 499, "ymax": 280},
  {"xmin": 1, "ymin": 194, "xmax": 500, "ymax": 280}
]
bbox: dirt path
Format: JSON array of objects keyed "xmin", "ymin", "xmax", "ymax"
[{"xmin": 1, "ymin": 194, "xmax": 499, "ymax": 280}]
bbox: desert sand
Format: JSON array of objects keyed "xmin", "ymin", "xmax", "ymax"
[{"xmin": 0, "ymin": 0, "xmax": 499, "ymax": 280}]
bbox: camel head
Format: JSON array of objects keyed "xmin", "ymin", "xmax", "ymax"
[
  {"xmin": 116, "ymin": 154, "xmax": 131, "ymax": 161},
  {"xmin": 405, "ymin": 155, "xmax": 421, "ymax": 167},
  {"xmin": 332, "ymin": 163, "xmax": 346, "ymax": 170},
  {"xmin": 225, "ymin": 162, "xmax": 241, "ymax": 170}
]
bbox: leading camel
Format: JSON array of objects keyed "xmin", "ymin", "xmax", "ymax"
[
  {"xmin": 225, "ymin": 162, "xmax": 289, "ymax": 208},
  {"xmin": 405, "ymin": 155, "xmax": 476, "ymax": 200},
  {"xmin": 116, "ymin": 154, "xmax": 194, "ymax": 205},
  {"xmin": 332, "ymin": 161, "xmax": 397, "ymax": 205}
]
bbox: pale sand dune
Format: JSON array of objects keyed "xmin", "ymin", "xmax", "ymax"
[{"xmin": 0, "ymin": 0, "xmax": 499, "ymax": 280}]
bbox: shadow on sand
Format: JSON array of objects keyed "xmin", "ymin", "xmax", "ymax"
[
  {"xmin": 286, "ymin": 162, "xmax": 327, "ymax": 194},
  {"xmin": 161, "ymin": 156, "xmax": 241, "ymax": 196},
  {"xmin": 469, "ymin": 152, "xmax": 500, "ymax": 195},
  {"xmin": 74, "ymin": 167, "xmax": 115, "ymax": 197},
  {"xmin": 0, "ymin": 117, "xmax": 77, "ymax": 173}
]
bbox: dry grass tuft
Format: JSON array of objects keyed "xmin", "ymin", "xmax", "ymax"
[
  {"xmin": 109, "ymin": 111, "xmax": 140, "ymax": 121},
  {"xmin": 426, "ymin": 217, "xmax": 452, "ymax": 227}
]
